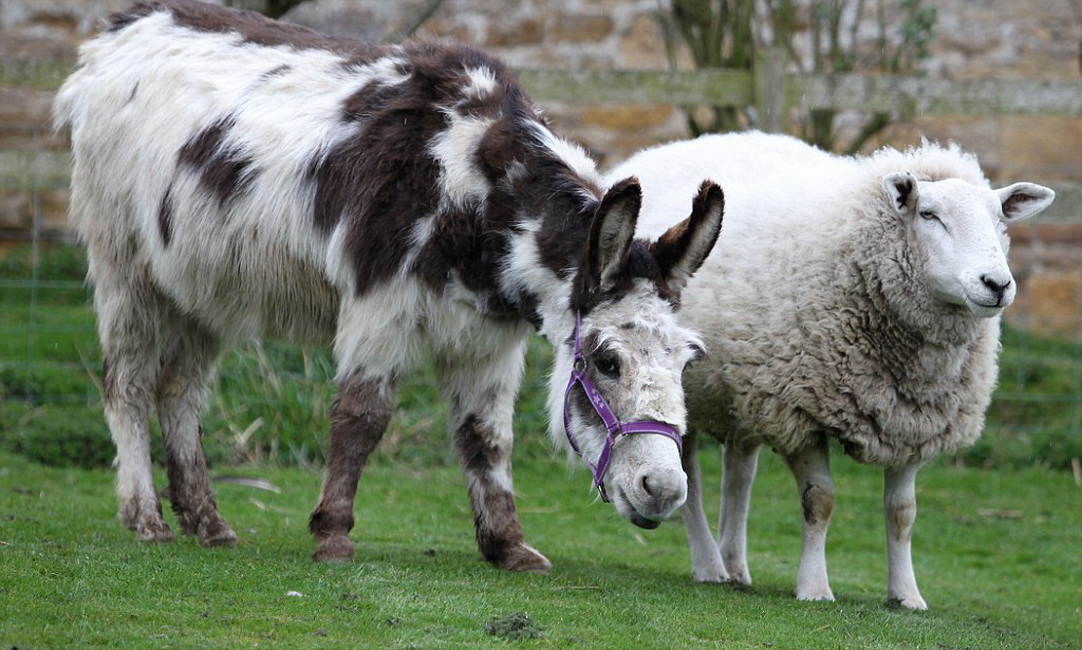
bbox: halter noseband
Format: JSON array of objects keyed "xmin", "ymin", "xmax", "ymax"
[{"xmin": 562, "ymin": 312, "xmax": 683, "ymax": 502}]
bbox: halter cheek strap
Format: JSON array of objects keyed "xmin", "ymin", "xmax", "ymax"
[{"xmin": 562, "ymin": 312, "xmax": 683, "ymax": 502}]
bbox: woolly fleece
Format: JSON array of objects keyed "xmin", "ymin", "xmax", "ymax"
[{"xmin": 620, "ymin": 131, "xmax": 1005, "ymax": 466}]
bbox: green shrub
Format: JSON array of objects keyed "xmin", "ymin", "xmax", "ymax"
[
  {"xmin": 0, "ymin": 242, "xmax": 88, "ymax": 281},
  {"xmin": 4, "ymin": 404, "xmax": 115, "ymax": 469}
]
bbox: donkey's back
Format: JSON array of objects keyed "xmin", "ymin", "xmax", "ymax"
[{"xmin": 55, "ymin": 0, "xmax": 524, "ymax": 345}]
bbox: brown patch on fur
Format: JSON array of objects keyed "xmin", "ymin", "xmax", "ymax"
[
  {"xmin": 309, "ymin": 372, "xmax": 395, "ymax": 560},
  {"xmin": 177, "ymin": 116, "xmax": 254, "ymax": 207},
  {"xmin": 157, "ymin": 186, "xmax": 174, "ymax": 247},
  {"xmin": 800, "ymin": 483, "xmax": 835, "ymax": 527},
  {"xmin": 107, "ymin": 0, "xmax": 386, "ymax": 63}
]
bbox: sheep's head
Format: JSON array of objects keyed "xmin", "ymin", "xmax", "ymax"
[{"xmin": 883, "ymin": 172, "xmax": 1054, "ymax": 318}]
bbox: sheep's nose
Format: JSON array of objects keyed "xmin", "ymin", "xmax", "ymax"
[{"xmin": 981, "ymin": 274, "xmax": 1012, "ymax": 303}]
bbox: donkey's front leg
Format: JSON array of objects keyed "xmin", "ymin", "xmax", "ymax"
[
  {"xmin": 451, "ymin": 410, "xmax": 551, "ymax": 572},
  {"xmin": 309, "ymin": 370, "xmax": 395, "ymax": 562},
  {"xmin": 440, "ymin": 343, "xmax": 551, "ymax": 573}
]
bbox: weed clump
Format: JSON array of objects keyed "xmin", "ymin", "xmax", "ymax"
[{"xmin": 483, "ymin": 612, "xmax": 544, "ymax": 641}]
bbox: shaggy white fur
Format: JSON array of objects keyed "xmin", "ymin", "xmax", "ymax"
[{"xmin": 609, "ymin": 131, "xmax": 1055, "ymax": 609}]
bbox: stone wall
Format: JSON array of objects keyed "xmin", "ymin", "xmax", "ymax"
[{"xmin": 2, "ymin": 0, "xmax": 1081, "ymax": 334}]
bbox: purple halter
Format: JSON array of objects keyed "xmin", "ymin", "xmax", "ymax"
[{"xmin": 562, "ymin": 312, "xmax": 683, "ymax": 502}]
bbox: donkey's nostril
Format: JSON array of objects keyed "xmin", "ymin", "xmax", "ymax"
[{"xmin": 641, "ymin": 474, "xmax": 655, "ymax": 497}]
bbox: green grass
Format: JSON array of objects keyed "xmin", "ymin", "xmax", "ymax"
[
  {"xmin": 2, "ymin": 243, "xmax": 1081, "ymax": 647},
  {"xmin": 2, "ymin": 447, "xmax": 1080, "ymax": 649}
]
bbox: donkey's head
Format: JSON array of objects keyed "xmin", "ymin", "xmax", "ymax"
[{"xmin": 548, "ymin": 178, "xmax": 724, "ymax": 528}]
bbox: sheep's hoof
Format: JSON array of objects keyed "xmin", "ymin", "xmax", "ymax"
[
  {"xmin": 888, "ymin": 594, "xmax": 928, "ymax": 610},
  {"xmin": 313, "ymin": 533, "xmax": 354, "ymax": 563},
  {"xmin": 723, "ymin": 564, "xmax": 752, "ymax": 586},
  {"xmin": 692, "ymin": 564, "xmax": 729, "ymax": 583},
  {"xmin": 795, "ymin": 587, "xmax": 835, "ymax": 602}
]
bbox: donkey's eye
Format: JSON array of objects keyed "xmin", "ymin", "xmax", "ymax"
[
  {"xmin": 686, "ymin": 343, "xmax": 705, "ymax": 368},
  {"xmin": 593, "ymin": 352, "xmax": 621, "ymax": 378}
]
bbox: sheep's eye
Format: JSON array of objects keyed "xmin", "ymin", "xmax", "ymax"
[
  {"xmin": 919, "ymin": 210, "xmax": 939, "ymax": 221},
  {"xmin": 593, "ymin": 351, "xmax": 621, "ymax": 378}
]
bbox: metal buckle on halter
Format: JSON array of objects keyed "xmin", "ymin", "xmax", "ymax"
[{"xmin": 562, "ymin": 311, "xmax": 682, "ymax": 503}]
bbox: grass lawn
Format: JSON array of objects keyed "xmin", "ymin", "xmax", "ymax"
[
  {"xmin": 2, "ymin": 444, "xmax": 1079, "ymax": 649},
  {"xmin": 2, "ymin": 243, "xmax": 1081, "ymax": 648}
]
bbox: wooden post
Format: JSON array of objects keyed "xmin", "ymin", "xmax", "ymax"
[{"xmin": 754, "ymin": 46, "xmax": 788, "ymax": 133}]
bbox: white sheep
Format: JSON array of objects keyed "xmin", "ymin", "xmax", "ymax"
[{"xmin": 607, "ymin": 131, "xmax": 1055, "ymax": 609}]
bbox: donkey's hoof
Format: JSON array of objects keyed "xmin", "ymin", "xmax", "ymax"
[
  {"xmin": 497, "ymin": 543, "xmax": 552, "ymax": 573},
  {"xmin": 198, "ymin": 519, "xmax": 238, "ymax": 548},
  {"xmin": 134, "ymin": 519, "xmax": 175, "ymax": 543},
  {"xmin": 313, "ymin": 534, "xmax": 354, "ymax": 563}
]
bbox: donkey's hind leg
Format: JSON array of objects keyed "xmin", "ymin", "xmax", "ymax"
[
  {"xmin": 96, "ymin": 269, "xmax": 172, "ymax": 542},
  {"xmin": 309, "ymin": 369, "xmax": 396, "ymax": 562},
  {"xmin": 155, "ymin": 323, "xmax": 235, "ymax": 547},
  {"xmin": 438, "ymin": 329, "xmax": 551, "ymax": 573}
]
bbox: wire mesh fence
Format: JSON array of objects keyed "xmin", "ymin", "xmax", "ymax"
[{"xmin": 2, "ymin": 122, "xmax": 1080, "ymax": 469}]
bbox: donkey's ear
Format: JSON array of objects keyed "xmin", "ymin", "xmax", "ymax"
[
  {"xmin": 587, "ymin": 177, "xmax": 641, "ymax": 292},
  {"xmin": 650, "ymin": 180, "xmax": 724, "ymax": 292}
]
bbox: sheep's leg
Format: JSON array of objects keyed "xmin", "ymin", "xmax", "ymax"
[
  {"xmin": 438, "ymin": 338, "xmax": 551, "ymax": 573},
  {"xmin": 718, "ymin": 441, "xmax": 758, "ymax": 585},
  {"xmin": 681, "ymin": 431, "xmax": 727, "ymax": 582},
  {"xmin": 309, "ymin": 370, "xmax": 395, "ymax": 562},
  {"xmin": 884, "ymin": 464, "xmax": 927, "ymax": 609},
  {"xmin": 155, "ymin": 325, "xmax": 234, "ymax": 547},
  {"xmin": 96, "ymin": 271, "xmax": 172, "ymax": 542},
  {"xmin": 785, "ymin": 439, "xmax": 835, "ymax": 601}
]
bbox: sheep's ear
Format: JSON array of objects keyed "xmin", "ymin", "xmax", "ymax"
[
  {"xmin": 884, "ymin": 172, "xmax": 919, "ymax": 215},
  {"xmin": 997, "ymin": 182, "xmax": 1055, "ymax": 223},
  {"xmin": 587, "ymin": 177, "xmax": 641, "ymax": 292},
  {"xmin": 651, "ymin": 180, "xmax": 724, "ymax": 292}
]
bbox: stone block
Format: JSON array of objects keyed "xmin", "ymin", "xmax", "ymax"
[
  {"xmin": 485, "ymin": 18, "xmax": 544, "ymax": 48},
  {"xmin": 999, "ymin": 115, "xmax": 1082, "ymax": 182},
  {"xmin": 581, "ymin": 105, "xmax": 677, "ymax": 130},
  {"xmin": 617, "ymin": 14, "xmax": 670, "ymax": 71},
  {"xmin": 550, "ymin": 15, "xmax": 614, "ymax": 44},
  {"xmin": 1011, "ymin": 271, "xmax": 1082, "ymax": 337}
]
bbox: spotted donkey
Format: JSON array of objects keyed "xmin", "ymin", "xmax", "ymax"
[{"xmin": 53, "ymin": 0, "xmax": 724, "ymax": 570}]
